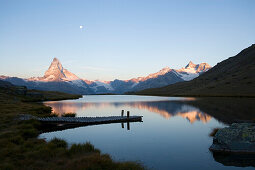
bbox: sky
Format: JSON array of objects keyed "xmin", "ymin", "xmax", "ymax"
[{"xmin": 0, "ymin": 0, "xmax": 255, "ymax": 81}]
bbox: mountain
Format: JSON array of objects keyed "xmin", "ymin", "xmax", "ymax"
[
  {"xmin": 28, "ymin": 58, "xmax": 84, "ymax": 85},
  {"xmin": 30, "ymin": 58, "xmax": 80, "ymax": 82},
  {"xmin": 130, "ymin": 70, "xmax": 183, "ymax": 92},
  {"xmin": 176, "ymin": 61, "xmax": 211, "ymax": 81},
  {"xmin": 90, "ymin": 62, "xmax": 211, "ymax": 94},
  {"xmin": 136, "ymin": 44, "xmax": 255, "ymax": 97},
  {"xmin": 0, "ymin": 58, "xmax": 93, "ymax": 94},
  {"xmin": 132, "ymin": 62, "xmax": 211, "ymax": 91},
  {"xmin": 0, "ymin": 79, "xmax": 14, "ymax": 88},
  {"xmin": 0, "ymin": 58, "xmax": 211, "ymax": 94}
]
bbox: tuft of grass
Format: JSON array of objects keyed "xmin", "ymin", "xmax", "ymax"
[
  {"xmin": 69, "ymin": 142, "xmax": 100, "ymax": 155},
  {"xmin": 9, "ymin": 136, "xmax": 24, "ymax": 145},
  {"xmin": 48, "ymin": 138, "xmax": 67, "ymax": 148},
  {"xmin": 21, "ymin": 128, "xmax": 38, "ymax": 139},
  {"xmin": 49, "ymin": 112, "xmax": 59, "ymax": 117},
  {"xmin": 62, "ymin": 112, "xmax": 76, "ymax": 117}
]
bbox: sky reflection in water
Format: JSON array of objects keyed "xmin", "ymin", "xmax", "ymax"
[{"xmin": 39, "ymin": 95, "xmax": 253, "ymax": 170}]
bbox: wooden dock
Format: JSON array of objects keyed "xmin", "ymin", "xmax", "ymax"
[
  {"xmin": 20, "ymin": 110, "xmax": 143, "ymax": 132},
  {"xmin": 40, "ymin": 115, "xmax": 141, "ymax": 124},
  {"xmin": 20, "ymin": 115, "xmax": 142, "ymax": 124}
]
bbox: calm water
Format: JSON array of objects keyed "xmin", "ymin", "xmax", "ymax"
[{"xmin": 39, "ymin": 95, "xmax": 254, "ymax": 170}]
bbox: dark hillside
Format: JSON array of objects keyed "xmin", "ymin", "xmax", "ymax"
[{"xmin": 136, "ymin": 44, "xmax": 255, "ymax": 97}]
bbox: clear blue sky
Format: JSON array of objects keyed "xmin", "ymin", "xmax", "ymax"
[{"xmin": 0, "ymin": 0, "xmax": 254, "ymax": 81}]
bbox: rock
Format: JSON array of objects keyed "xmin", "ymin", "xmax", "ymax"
[{"xmin": 210, "ymin": 123, "xmax": 255, "ymax": 153}]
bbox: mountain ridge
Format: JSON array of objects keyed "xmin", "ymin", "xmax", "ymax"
[
  {"xmin": 0, "ymin": 58, "xmax": 211, "ymax": 94},
  {"xmin": 135, "ymin": 44, "xmax": 255, "ymax": 97}
]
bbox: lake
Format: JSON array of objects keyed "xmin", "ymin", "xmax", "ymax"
[{"xmin": 39, "ymin": 95, "xmax": 255, "ymax": 170}]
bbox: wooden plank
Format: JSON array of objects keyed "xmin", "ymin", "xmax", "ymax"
[{"xmin": 20, "ymin": 114, "xmax": 142, "ymax": 124}]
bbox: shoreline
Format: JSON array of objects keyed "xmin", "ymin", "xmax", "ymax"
[{"xmin": 0, "ymin": 89, "xmax": 145, "ymax": 169}]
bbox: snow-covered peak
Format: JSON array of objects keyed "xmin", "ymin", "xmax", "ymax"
[
  {"xmin": 179, "ymin": 61, "xmax": 211, "ymax": 74},
  {"xmin": 176, "ymin": 62, "xmax": 211, "ymax": 81},
  {"xmin": 53, "ymin": 57, "xmax": 59, "ymax": 62},
  {"xmin": 44, "ymin": 57, "xmax": 65, "ymax": 80},
  {"xmin": 29, "ymin": 57, "xmax": 81, "ymax": 82},
  {"xmin": 159, "ymin": 66, "xmax": 171, "ymax": 73},
  {"xmin": 145, "ymin": 66, "xmax": 171, "ymax": 79},
  {"xmin": 130, "ymin": 66, "xmax": 172, "ymax": 82},
  {"xmin": 196, "ymin": 63, "xmax": 211, "ymax": 72},
  {"xmin": 185, "ymin": 61, "xmax": 196, "ymax": 69}
]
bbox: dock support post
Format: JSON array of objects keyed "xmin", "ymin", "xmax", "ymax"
[
  {"xmin": 127, "ymin": 111, "xmax": 130, "ymax": 130},
  {"xmin": 121, "ymin": 110, "xmax": 124, "ymax": 117},
  {"xmin": 121, "ymin": 122, "xmax": 124, "ymax": 128}
]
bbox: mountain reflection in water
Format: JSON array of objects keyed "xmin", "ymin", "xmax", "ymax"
[
  {"xmin": 44, "ymin": 100, "xmax": 211, "ymax": 124},
  {"xmin": 41, "ymin": 96, "xmax": 255, "ymax": 170}
]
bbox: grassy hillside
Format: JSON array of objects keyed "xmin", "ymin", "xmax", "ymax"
[
  {"xmin": 0, "ymin": 81, "xmax": 144, "ymax": 170},
  {"xmin": 135, "ymin": 44, "xmax": 255, "ymax": 97},
  {"xmin": 0, "ymin": 79, "xmax": 82, "ymax": 102}
]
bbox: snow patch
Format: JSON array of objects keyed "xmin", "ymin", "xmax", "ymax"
[
  {"xmin": 94, "ymin": 81, "xmax": 114, "ymax": 91},
  {"xmin": 176, "ymin": 72, "xmax": 199, "ymax": 81},
  {"xmin": 131, "ymin": 82, "xmax": 139, "ymax": 88},
  {"xmin": 69, "ymin": 79, "xmax": 86, "ymax": 87}
]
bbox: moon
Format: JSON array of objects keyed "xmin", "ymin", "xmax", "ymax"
[{"xmin": 80, "ymin": 25, "xmax": 83, "ymax": 29}]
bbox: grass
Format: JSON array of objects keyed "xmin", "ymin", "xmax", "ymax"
[
  {"xmin": 23, "ymin": 89, "xmax": 83, "ymax": 102},
  {"xmin": 49, "ymin": 112, "xmax": 77, "ymax": 117},
  {"xmin": 0, "ymin": 88, "xmax": 145, "ymax": 170},
  {"xmin": 62, "ymin": 112, "xmax": 76, "ymax": 117}
]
